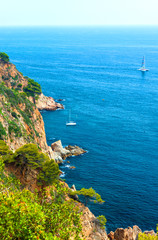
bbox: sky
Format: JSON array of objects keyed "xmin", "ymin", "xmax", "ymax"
[{"xmin": 0, "ymin": 0, "xmax": 158, "ymax": 26}]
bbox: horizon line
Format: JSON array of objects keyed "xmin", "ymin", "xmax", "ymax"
[{"xmin": 0, "ymin": 24, "xmax": 158, "ymax": 28}]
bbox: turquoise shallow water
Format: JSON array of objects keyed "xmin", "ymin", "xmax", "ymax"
[{"xmin": 0, "ymin": 26, "xmax": 158, "ymax": 232}]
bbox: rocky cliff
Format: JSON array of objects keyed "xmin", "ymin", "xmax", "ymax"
[{"xmin": 0, "ymin": 58, "xmax": 63, "ymax": 159}]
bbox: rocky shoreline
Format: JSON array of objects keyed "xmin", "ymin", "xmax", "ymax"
[
  {"xmin": 108, "ymin": 226, "xmax": 156, "ymax": 240},
  {"xmin": 36, "ymin": 93, "xmax": 64, "ymax": 111},
  {"xmin": 51, "ymin": 140, "xmax": 87, "ymax": 163}
]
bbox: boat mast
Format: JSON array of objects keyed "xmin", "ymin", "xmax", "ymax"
[{"xmin": 142, "ymin": 56, "xmax": 145, "ymax": 69}]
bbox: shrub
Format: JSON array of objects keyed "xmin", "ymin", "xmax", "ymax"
[
  {"xmin": 96, "ymin": 215, "xmax": 107, "ymax": 229},
  {"xmin": 11, "ymin": 111, "xmax": 18, "ymax": 119},
  {"xmin": 23, "ymin": 78, "xmax": 42, "ymax": 98},
  {"xmin": 38, "ymin": 159, "xmax": 60, "ymax": 186},
  {"xmin": 0, "ymin": 52, "xmax": 9, "ymax": 63},
  {"xmin": 12, "ymin": 75, "xmax": 18, "ymax": 80},
  {"xmin": 0, "ymin": 140, "xmax": 10, "ymax": 155},
  {"xmin": 70, "ymin": 187, "xmax": 105, "ymax": 206},
  {"xmin": 11, "ymin": 82, "xmax": 16, "ymax": 87},
  {"xmin": 0, "ymin": 122, "xmax": 6, "ymax": 139},
  {"xmin": 17, "ymin": 83, "xmax": 22, "ymax": 88},
  {"xmin": 8, "ymin": 120, "xmax": 22, "ymax": 137}
]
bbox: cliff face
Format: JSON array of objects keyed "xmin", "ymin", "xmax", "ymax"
[
  {"xmin": 0, "ymin": 60, "xmax": 62, "ymax": 159},
  {"xmin": 0, "ymin": 61, "xmax": 28, "ymax": 89}
]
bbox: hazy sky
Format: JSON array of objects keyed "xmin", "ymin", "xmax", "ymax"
[{"xmin": 1, "ymin": 0, "xmax": 158, "ymax": 26}]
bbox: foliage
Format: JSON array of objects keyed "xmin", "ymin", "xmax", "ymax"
[
  {"xmin": 70, "ymin": 187, "xmax": 105, "ymax": 206},
  {"xmin": 11, "ymin": 81, "xmax": 16, "ymax": 87},
  {"xmin": 0, "ymin": 52, "xmax": 9, "ymax": 63},
  {"xmin": 0, "ymin": 140, "xmax": 14, "ymax": 163},
  {"xmin": 0, "ymin": 122, "xmax": 6, "ymax": 139},
  {"xmin": 12, "ymin": 75, "xmax": 18, "ymax": 80},
  {"xmin": 0, "ymin": 82, "xmax": 40, "ymax": 138},
  {"xmin": 96, "ymin": 215, "xmax": 107, "ymax": 229},
  {"xmin": 138, "ymin": 233, "xmax": 158, "ymax": 240},
  {"xmin": 38, "ymin": 159, "xmax": 60, "ymax": 186},
  {"xmin": 0, "ymin": 155, "xmax": 82, "ymax": 240},
  {"xmin": 11, "ymin": 143, "xmax": 48, "ymax": 168},
  {"xmin": 0, "ymin": 140, "xmax": 11, "ymax": 155},
  {"xmin": 11, "ymin": 111, "xmax": 18, "ymax": 119},
  {"xmin": 4, "ymin": 143, "xmax": 60, "ymax": 187},
  {"xmin": 23, "ymin": 78, "xmax": 42, "ymax": 98},
  {"xmin": 17, "ymin": 83, "xmax": 22, "ymax": 88},
  {"xmin": 8, "ymin": 120, "xmax": 22, "ymax": 137}
]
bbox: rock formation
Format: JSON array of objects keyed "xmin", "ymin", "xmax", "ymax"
[
  {"xmin": 36, "ymin": 93, "xmax": 64, "ymax": 111},
  {"xmin": 51, "ymin": 140, "xmax": 86, "ymax": 162},
  {"xmin": 81, "ymin": 205, "xmax": 108, "ymax": 240},
  {"xmin": 108, "ymin": 226, "xmax": 156, "ymax": 240}
]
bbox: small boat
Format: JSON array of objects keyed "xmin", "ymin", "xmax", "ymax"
[
  {"xmin": 66, "ymin": 110, "xmax": 76, "ymax": 126},
  {"xmin": 138, "ymin": 56, "xmax": 149, "ymax": 72}
]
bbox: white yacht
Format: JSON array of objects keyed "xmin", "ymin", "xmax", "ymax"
[
  {"xmin": 138, "ymin": 56, "xmax": 149, "ymax": 72},
  {"xmin": 66, "ymin": 110, "xmax": 76, "ymax": 126}
]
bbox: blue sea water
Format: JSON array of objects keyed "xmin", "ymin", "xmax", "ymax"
[{"xmin": 0, "ymin": 26, "xmax": 158, "ymax": 232}]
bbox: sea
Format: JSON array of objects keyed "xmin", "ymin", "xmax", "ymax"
[{"xmin": 0, "ymin": 26, "xmax": 158, "ymax": 232}]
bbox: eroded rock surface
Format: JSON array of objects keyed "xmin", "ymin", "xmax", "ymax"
[
  {"xmin": 109, "ymin": 225, "xmax": 156, "ymax": 240},
  {"xmin": 36, "ymin": 93, "xmax": 64, "ymax": 111},
  {"xmin": 51, "ymin": 140, "xmax": 86, "ymax": 162},
  {"xmin": 81, "ymin": 205, "xmax": 108, "ymax": 240}
]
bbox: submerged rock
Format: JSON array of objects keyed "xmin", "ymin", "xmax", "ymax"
[{"xmin": 69, "ymin": 166, "xmax": 76, "ymax": 169}]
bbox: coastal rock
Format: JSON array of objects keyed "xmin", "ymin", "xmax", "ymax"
[
  {"xmin": 36, "ymin": 93, "xmax": 64, "ymax": 111},
  {"xmin": 51, "ymin": 140, "xmax": 86, "ymax": 162},
  {"xmin": 143, "ymin": 230, "xmax": 156, "ymax": 236},
  {"xmin": 111, "ymin": 225, "xmax": 156, "ymax": 240},
  {"xmin": 112, "ymin": 226, "xmax": 156, "ymax": 240},
  {"xmin": 65, "ymin": 145, "xmax": 87, "ymax": 156},
  {"xmin": 81, "ymin": 205, "xmax": 108, "ymax": 240},
  {"xmin": 51, "ymin": 140, "xmax": 70, "ymax": 162},
  {"xmin": 69, "ymin": 166, "xmax": 76, "ymax": 169},
  {"xmin": 70, "ymin": 184, "xmax": 79, "ymax": 201},
  {"xmin": 108, "ymin": 231, "xmax": 115, "ymax": 240}
]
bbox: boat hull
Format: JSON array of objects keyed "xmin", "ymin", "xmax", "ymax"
[
  {"xmin": 138, "ymin": 68, "xmax": 149, "ymax": 72},
  {"xmin": 66, "ymin": 122, "xmax": 76, "ymax": 126}
]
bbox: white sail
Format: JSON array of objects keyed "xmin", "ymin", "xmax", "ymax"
[
  {"xmin": 138, "ymin": 56, "xmax": 149, "ymax": 72},
  {"xmin": 66, "ymin": 110, "xmax": 76, "ymax": 126}
]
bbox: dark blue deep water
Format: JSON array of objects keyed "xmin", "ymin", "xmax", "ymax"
[{"xmin": 0, "ymin": 26, "xmax": 158, "ymax": 232}]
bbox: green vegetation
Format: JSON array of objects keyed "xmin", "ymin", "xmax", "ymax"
[
  {"xmin": 8, "ymin": 120, "xmax": 22, "ymax": 137},
  {"xmin": 70, "ymin": 187, "xmax": 105, "ymax": 206},
  {"xmin": 0, "ymin": 140, "xmax": 11, "ymax": 155},
  {"xmin": 12, "ymin": 75, "xmax": 18, "ymax": 80},
  {"xmin": 11, "ymin": 111, "xmax": 18, "ymax": 119},
  {"xmin": 0, "ymin": 122, "xmax": 6, "ymax": 139},
  {"xmin": 24, "ymin": 78, "xmax": 42, "ymax": 98},
  {"xmin": 0, "ymin": 52, "xmax": 9, "ymax": 63},
  {"xmin": 4, "ymin": 143, "xmax": 60, "ymax": 187},
  {"xmin": 0, "ymin": 142, "xmax": 83, "ymax": 239},
  {"xmin": 0, "ymin": 82, "xmax": 40, "ymax": 139},
  {"xmin": 17, "ymin": 83, "xmax": 22, "ymax": 88},
  {"xmin": 96, "ymin": 215, "xmax": 107, "ymax": 229},
  {"xmin": 38, "ymin": 159, "xmax": 60, "ymax": 186},
  {"xmin": 138, "ymin": 227, "xmax": 158, "ymax": 240}
]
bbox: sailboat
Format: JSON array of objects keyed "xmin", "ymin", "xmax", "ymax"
[
  {"xmin": 66, "ymin": 110, "xmax": 76, "ymax": 126},
  {"xmin": 138, "ymin": 56, "xmax": 149, "ymax": 72}
]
